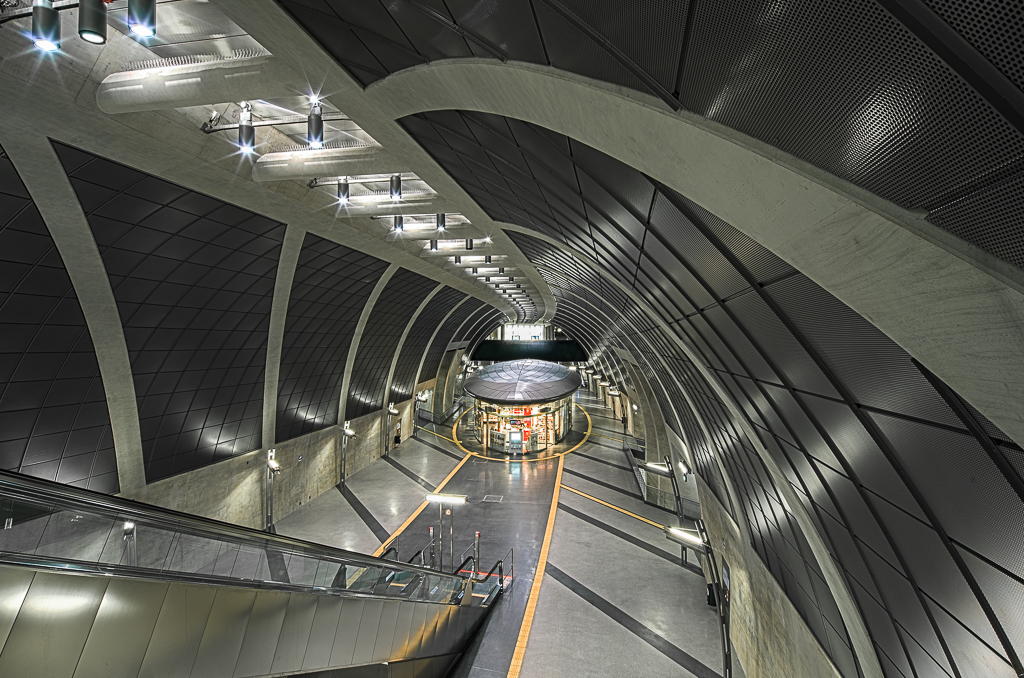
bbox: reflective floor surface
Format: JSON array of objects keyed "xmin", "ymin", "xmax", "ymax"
[{"xmin": 276, "ymin": 386, "xmax": 741, "ymax": 678}]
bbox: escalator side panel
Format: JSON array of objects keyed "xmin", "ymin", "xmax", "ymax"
[
  {"xmin": 371, "ymin": 600, "xmax": 401, "ymax": 663},
  {"xmin": 270, "ymin": 591, "xmax": 318, "ymax": 675},
  {"xmin": 407, "ymin": 602, "xmax": 429, "ymax": 658},
  {"xmin": 434, "ymin": 606, "xmax": 453, "ymax": 657},
  {"xmin": 421, "ymin": 603, "xmax": 443, "ymax": 657},
  {"xmin": 73, "ymin": 577, "xmax": 168, "ymax": 678},
  {"xmin": 138, "ymin": 583, "xmax": 217, "ymax": 678},
  {"xmin": 233, "ymin": 590, "xmax": 290, "ymax": 678},
  {"xmin": 351, "ymin": 599, "xmax": 384, "ymax": 665},
  {"xmin": 0, "ymin": 571, "xmax": 107, "ymax": 678},
  {"xmin": 330, "ymin": 597, "xmax": 362, "ymax": 667},
  {"xmin": 302, "ymin": 595, "xmax": 345, "ymax": 671},
  {"xmin": 191, "ymin": 587, "xmax": 257, "ymax": 678},
  {"xmin": 0, "ymin": 567, "xmax": 34, "ymax": 651},
  {"xmin": 390, "ymin": 601, "xmax": 416, "ymax": 661}
]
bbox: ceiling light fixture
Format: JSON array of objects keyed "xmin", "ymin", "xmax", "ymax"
[
  {"xmin": 390, "ymin": 174, "xmax": 402, "ymax": 200},
  {"xmin": 307, "ymin": 100, "xmax": 323, "ymax": 149},
  {"xmin": 454, "ymin": 256, "xmax": 462, "ymax": 265},
  {"xmin": 394, "ymin": 215, "xmax": 403, "ymax": 232},
  {"xmin": 466, "ymin": 239, "xmax": 474, "ymax": 251},
  {"xmin": 127, "ymin": 0, "xmax": 156, "ymax": 37},
  {"xmin": 430, "ymin": 239, "xmax": 438, "ymax": 251},
  {"xmin": 32, "ymin": 0, "xmax": 60, "ymax": 51},
  {"xmin": 485, "ymin": 255, "xmax": 491, "ymax": 264},
  {"xmin": 437, "ymin": 213, "xmax": 446, "ymax": 231},
  {"xmin": 337, "ymin": 179, "xmax": 349, "ymax": 204},
  {"xmin": 78, "ymin": 0, "xmax": 107, "ymax": 44},
  {"xmin": 237, "ymin": 102, "xmax": 255, "ymax": 154}
]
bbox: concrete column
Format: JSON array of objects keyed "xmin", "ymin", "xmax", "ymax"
[
  {"xmin": 0, "ymin": 135, "xmax": 147, "ymax": 493},
  {"xmin": 262, "ymin": 226, "xmax": 305, "ymax": 447}
]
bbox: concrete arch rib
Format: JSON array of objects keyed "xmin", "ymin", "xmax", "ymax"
[
  {"xmin": 0, "ymin": 135, "xmax": 146, "ymax": 493},
  {"xmin": 263, "ymin": 226, "xmax": 306, "ymax": 448},
  {"xmin": 361, "ymin": 59, "xmax": 1024, "ymax": 453}
]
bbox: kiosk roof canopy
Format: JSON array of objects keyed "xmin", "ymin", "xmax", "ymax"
[{"xmin": 464, "ymin": 360, "xmax": 582, "ymax": 406}]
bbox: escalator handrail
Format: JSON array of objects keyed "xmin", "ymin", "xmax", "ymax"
[
  {"xmin": 0, "ymin": 469, "xmax": 457, "ymax": 581},
  {"xmin": 0, "ymin": 551, "xmax": 468, "ymax": 605}
]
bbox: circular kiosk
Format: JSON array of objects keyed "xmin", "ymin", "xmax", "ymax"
[{"xmin": 463, "ymin": 359, "xmax": 582, "ymax": 456}]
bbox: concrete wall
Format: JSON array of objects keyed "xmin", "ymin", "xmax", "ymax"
[
  {"xmin": 697, "ymin": 475, "xmax": 842, "ymax": 678},
  {"xmin": 120, "ymin": 409, "xmax": 388, "ymax": 529}
]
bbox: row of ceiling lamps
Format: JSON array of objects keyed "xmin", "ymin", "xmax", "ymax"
[{"xmin": 27, "ymin": 0, "xmax": 155, "ymax": 51}]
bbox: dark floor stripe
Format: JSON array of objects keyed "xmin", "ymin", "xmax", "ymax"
[
  {"xmin": 558, "ymin": 503, "xmax": 680, "ymax": 565},
  {"xmin": 412, "ymin": 433, "xmax": 464, "ymax": 460},
  {"xmin": 571, "ymin": 451, "xmax": 633, "ymax": 473},
  {"xmin": 590, "ymin": 439, "xmax": 628, "ymax": 453},
  {"xmin": 545, "ymin": 564, "xmax": 720, "ymax": 678},
  {"xmin": 562, "ymin": 467, "xmax": 644, "ymax": 501},
  {"xmin": 338, "ymin": 484, "xmax": 390, "ymax": 542},
  {"xmin": 384, "ymin": 455, "xmax": 436, "ymax": 492},
  {"xmin": 591, "ymin": 424, "xmax": 623, "ymax": 435}
]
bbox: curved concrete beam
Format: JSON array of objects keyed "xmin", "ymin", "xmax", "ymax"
[
  {"xmin": 97, "ymin": 55, "xmax": 300, "ymax": 114},
  {"xmin": 252, "ymin": 146, "xmax": 406, "ymax": 183},
  {"xmin": 337, "ymin": 265, "xmax": 399, "ymax": 427},
  {"xmin": 0, "ymin": 135, "xmax": 147, "ymax": 493},
  {"xmin": 359, "ymin": 60, "xmax": 1024, "ymax": 454}
]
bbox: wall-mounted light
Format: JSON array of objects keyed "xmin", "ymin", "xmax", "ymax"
[
  {"xmin": 238, "ymin": 102, "xmax": 255, "ymax": 154},
  {"xmin": 307, "ymin": 100, "xmax": 323, "ymax": 149},
  {"xmin": 127, "ymin": 0, "xmax": 156, "ymax": 37},
  {"xmin": 390, "ymin": 174, "xmax": 402, "ymax": 200},
  {"xmin": 388, "ymin": 404, "xmax": 399, "ymax": 415},
  {"xmin": 343, "ymin": 425, "xmax": 357, "ymax": 437},
  {"xmin": 437, "ymin": 213, "xmax": 446, "ymax": 231},
  {"xmin": 666, "ymin": 526, "xmax": 703, "ymax": 548},
  {"xmin": 337, "ymin": 179, "xmax": 349, "ymax": 204},
  {"xmin": 78, "ymin": 0, "xmax": 107, "ymax": 44},
  {"xmin": 32, "ymin": 1, "xmax": 60, "ymax": 51}
]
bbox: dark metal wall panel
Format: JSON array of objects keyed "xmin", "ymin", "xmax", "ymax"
[
  {"xmin": 453, "ymin": 305, "xmax": 493, "ymax": 343},
  {"xmin": 389, "ymin": 287, "xmax": 466, "ymax": 403},
  {"xmin": 285, "ymin": 0, "xmax": 1024, "ymax": 274},
  {"xmin": 54, "ymin": 142, "xmax": 284, "ymax": 483},
  {"xmin": 0, "ymin": 145, "xmax": 117, "ymax": 492},
  {"xmin": 419, "ymin": 299, "xmax": 485, "ymax": 384},
  {"xmin": 276, "ymin": 234, "xmax": 388, "ymax": 442},
  {"xmin": 346, "ymin": 269, "xmax": 436, "ymax": 419},
  {"xmin": 435, "ymin": 114, "xmax": 1024, "ymax": 677}
]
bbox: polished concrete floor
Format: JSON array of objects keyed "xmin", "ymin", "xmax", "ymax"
[{"xmin": 276, "ymin": 387, "xmax": 741, "ymax": 678}]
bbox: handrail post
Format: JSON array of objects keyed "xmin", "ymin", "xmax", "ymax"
[
  {"xmin": 473, "ymin": 531, "xmax": 480, "ymax": 577},
  {"xmin": 429, "ymin": 525, "xmax": 436, "ymax": 570}
]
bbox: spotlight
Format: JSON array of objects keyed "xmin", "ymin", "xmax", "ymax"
[
  {"xmin": 436, "ymin": 213, "xmax": 446, "ymax": 231},
  {"xmin": 471, "ymin": 267, "xmax": 477, "ymax": 274},
  {"xmin": 430, "ymin": 239, "xmax": 438, "ymax": 251},
  {"xmin": 466, "ymin": 238, "xmax": 473, "ymax": 251},
  {"xmin": 238, "ymin": 102, "xmax": 255, "ymax": 154},
  {"xmin": 127, "ymin": 0, "xmax": 156, "ymax": 37},
  {"xmin": 32, "ymin": 1, "xmax": 60, "ymax": 52},
  {"xmin": 394, "ymin": 215, "xmax": 403, "ymax": 232},
  {"xmin": 390, "ymin": 174, "xmax": 402, "ymax": 200},
  {"xmin": 78, "ymin": 0, "xmax": 107, "ymax": 45},
  {"xmin": 498, "ymin": 267, "xmax": 504, "ymax": 274},
  {"xmin": 307, "ymin": 100, "xmax": 323, "ymax": 149},
  {"xmin": 337, "ymin": 179, "xmax": 349, "ymax": 204},
  {"xmin": 485, "ymin": 255, "xmax": 491, "ymax": 264},
  {"xmin": 454, "ymin": 256, "xmax": 462, "ymax": 265}
]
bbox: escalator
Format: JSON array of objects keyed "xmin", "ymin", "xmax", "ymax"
[{"xmin": 0, "ymin": 470, "xmax": 508, "ymax": 678}]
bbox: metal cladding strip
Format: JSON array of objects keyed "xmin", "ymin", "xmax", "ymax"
[
  {"xmin": 263, "ymin": 226, "xmax": 306, "ymax": 447},
  {"xmin": 95, "ymin": 55, "xmax": 300, "ymax": 114},
  {"xmin": 381, "ymin": 284, "xmax": 444, "ymax": 407},
  {"xmin": 0, "ymin": 136, "xmax": 147, "ymax": 491},
  {"xmin": 251, "ymin": 146, "xmax": 406, "ymax": 183},
  {"xmin": 337, "ymin": 264, "xmax": 399, "ymax": 426}
]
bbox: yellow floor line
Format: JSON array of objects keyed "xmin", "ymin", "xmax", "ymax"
[
  {"xmin": 507, "ymin": 455, "xmax": 564, "ymax": 678},
  {"xmin": 415, "ymin": 426, "xmax": 457, "ymax": 444},
  {"xmin": 371, "ymin": 450, "xmax": 473, "ymax": 557},
  {"xmin": 560, "ymin": 484, "xmax": 666, "ymax": 530}
]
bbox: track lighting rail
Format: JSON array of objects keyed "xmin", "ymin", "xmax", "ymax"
[{"xmin": 201, "ymin": 111, "xmax": 350, "ymax": 134}]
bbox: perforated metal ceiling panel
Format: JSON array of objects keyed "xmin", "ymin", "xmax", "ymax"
[
  {"xmin": 277, "ymin": 234, "xmax": 389, "ymax": 442},
  {"xmin": 453, "ymin": 304, "xmax": 492, "ymax": 343},
  {"xmin": 389, "ymin": 287, "xmax": 467, "ymax": 403},
  {"xmin": 419, "ymin": 298, "xmax": 486, "ymax": 384},
  {"xmin": 54, "ymin": 142, "xmax": 283, "ymax": 483},
  {"xmin": 285, "ymin": 0, "xmax": 1024, "ymax": 274},
  {"xmin": 345, "ymin": 268, "xmax": 436, "ymax": 419},
  {"xmin": 0, "ymin": 145, "xmax": 117, "ymax": 493},
  {"xmin": 410, "ymin": 112, "xmax": 1024, "ymax": 678}
]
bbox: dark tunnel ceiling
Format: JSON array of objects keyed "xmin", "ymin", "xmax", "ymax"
[
  {"xmin": 279, "ymin": 0, "xmax": 1024, "ymax": 272},
  {"xmin": 398, "ymin": 110, "xmax": 1024, "ymax": 678}
]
